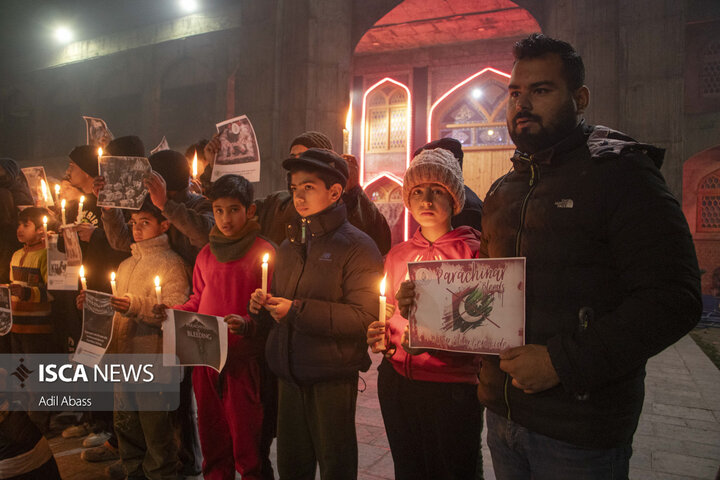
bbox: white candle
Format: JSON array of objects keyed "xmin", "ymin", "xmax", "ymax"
[
  {"xmin": 61, "ymin": 199, "xmax": 67, "ymax": 225},
  {"xmin": 154, "ymin": 276, "xmax": 162, "ymax": 304},
  {"xmin": 43, "ymin": 215, "xmax": 49, "ymax": 249},
  {"xmin": 377, "ymin": 274, "xmax": 387, "ymax": 350},
  {"xmin": 192, "ymin": 151, "xmax": 198, "ymax": 179},
  {"xmin": 261, "ymin": 253, "xmax": 269, "ymax": 295},
  {"xmin": 77, "ymin": 195, "xmax": 85, "ymax": 223},
  {"xmin": 79, "ymin": 265, "xmax": 87, "ymax": 290},
  {"xmin": 110, "ymin": 272, "xmax": 117, "ymax": 296}
]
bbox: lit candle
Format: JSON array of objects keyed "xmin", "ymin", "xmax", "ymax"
[
  {"xmin": 79, "ymin": 265, "xmax": 87, "ymax": 290},
  {"xmin": 154, "ymin": 276, "xmax": 162, "ymax": 304},
  {"xmin": 61, "ymin": 199, "xmax": 67, "ymax": 225},
  {"xmin": 98, "ymin": 147, "xmax": 103, "ymax": 161},
  {"xmin": 54, "ymin": 183, "xmax": 61, "ymax": 202},
  {"xmin": 377, "ymin": 274, "xmax": 387, "ymax": 350},
  {"xmin": 43, "ymin": 215, "xmax": 49, "ymax": 249},
  {"xmin": 261, "ymin": 253, "xmax": 269, "ymax": 295},
  {"xmin": 40, "ymin": 179, "xmax": 49, "ymax": 206},
  {"xmin": 77, "ymin": 195, "xmax": 85, "ymax": 223},
  {"xmin": 192, "ymin": 151, "xmax": 198, "ymax": 179},
  {"xmin": 110, "ymin": 272, "xmax": 117, "ymax": 296}
]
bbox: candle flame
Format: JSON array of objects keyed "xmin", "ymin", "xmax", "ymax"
[
  {"xmin": 61, "ymin": 199, "xmax": 66, "ymax": 209},
  {"xmin": 111, "ymin": 271, "xmax": 116, "ymax": 281},
  {"xmin": 192, "ymin": 151, "xmax": 198, "ymax": 178},
  {"xmin": 54, "ymin": 184, "xmax": 60, "ymax": 196},
  {"xmin": 98, "ymin": 147, "xmax": 103, "ymax": 158},
  {"xmin": 154, "ymin": 276, "xmax": 160, "ymax": 288},
  {"xmin": 380, "ymin": 274, "xmax": 387, "ymax": 296},
  {"xmin": 43, "ymin": 215, "xmax": 48, "ymax": 225},
  {"xmin": 79, "ymin": 265, "xmax": 85, "ymax": 278},
  {"xmin": 345, "ymin": 104, "xmax": 352, "ymax": 131},
  {"xmin": 262, "ymin": 253, "xmax": 269, "ymax": 264},
  {"xmin": 79, "ymin": 195, "xmax": 85, "ymax": 203},
  {"xmin": 40, "ymin": 179, "xmax": 48, "ymax": 202}
]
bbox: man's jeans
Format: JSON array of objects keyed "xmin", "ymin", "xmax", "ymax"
[{"xmin": 486, "ymin": 410, "xmax": 632, "ymax": 480}]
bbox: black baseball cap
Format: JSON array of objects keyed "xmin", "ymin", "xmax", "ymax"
[{"xmin": 282, "ymin": 148, "xmax": 348, "ymax": 186}]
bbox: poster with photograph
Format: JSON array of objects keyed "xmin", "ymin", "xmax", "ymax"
[
  {"xmin": 211, "ymin": 115, "xmax": 260, "ymax": 182},
  {"xmin": 97, "ymin": 156, "xmax": 151, "ymax": 210},
  {"xmin": 73, "ymin": 290, "xmax": 115, "ymax": 366},
  {"xmin": 0, "ymin": 285, "xmax": 12, "ymax": 336},
  {"xmin": 150, "ymin": 136, "xmax": 170, "ymax": 155},
  {"xmin": 62, "ymin": 226, "xmax": 82, "ymax": 265},
  {"xmin": 47, "ymin": 234, "xmax": 82, "ymax": 291},
  {"xmin": 163, "ymin": 310, "xmax": 228, "ymax": 372},
  {"xmin": 83, "ymin": 115, "xmax": 114, "ymax": 148},
  {"xmin": 407, "ymin": 257, "xmax": 526, "ymax": 354},
  {"xmin": 20, "ymin": 166, "xmax": 53, "ymax": 207}
]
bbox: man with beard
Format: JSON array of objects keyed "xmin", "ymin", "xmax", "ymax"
[{"xmin": 477, "ymin": 33, "xmax": 701, "ymax": 478}]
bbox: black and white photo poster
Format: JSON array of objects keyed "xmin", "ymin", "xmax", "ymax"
[
  {"xmin": 74, "ymin": 290, "xmax": 115, "ymax": 366},
  {"xmin": 20, "ymin": 166, "xmax": 53, "ymax": 207},
  {"xmin": 83, "ymin": 115, "xmax": 113, "ymax": 148},
  {"xmin": 163, "ymin": 310, "xmax": 228, "ymax": 372},
  {"xmin": 0, "ymin": 285, "xmax": 12, "ymax": 336},
  {"xmin": 211, "ymin": 115, "xmax": 260, "ymax": 182},
  {"xmin": 47, "ymin": 234, "xmax": 81, "ymax": 291},
  {"xmin": 97, "ymin": 156, "xmax": 151, "ymax": 210}
]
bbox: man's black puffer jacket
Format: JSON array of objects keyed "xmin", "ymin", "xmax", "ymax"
[{"xmin": 477, "ymin": 123, "xmax": 701, "ymax": 448}]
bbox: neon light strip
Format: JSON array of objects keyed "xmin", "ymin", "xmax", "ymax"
[
  {"xmin": 362, "ymin": 171, "xmax": 410, "ymax": 241},
  {"xmin": 427, "ymin": 67, "xmax": 510, "ymax": 142},
  {"xmin": 359, "ymin": 77, "xmax": 412, "ymax": 187}
]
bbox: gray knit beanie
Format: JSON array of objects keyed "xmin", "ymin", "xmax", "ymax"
[
  {"xmin": 403, "ymin": 148, "xmax": 465, "ymax": 215},
  {"xmin": 290, "ymin": 131, "xmax": 334, "ymax": 151}
]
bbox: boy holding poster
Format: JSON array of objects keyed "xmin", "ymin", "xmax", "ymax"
[
  {"xmin": 367, "ymin": 148, "xmax": 485, "ymax": 480},
  {"xmin": 77, "ymin": 199, "xmax": 189, "ymax": 480},
  {"xmin": 155, "ymin": 174, "xmax": 276, "ymax": 480}
]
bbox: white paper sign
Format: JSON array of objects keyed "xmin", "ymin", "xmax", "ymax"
[
  {"xmin": 83, "ymin": 115, "xmax": 113, "ymax": 148},
  {"xmin": 211, "ymin": 115, "xmax": 260, "ymax": 182},
  {"xmin": 47, "ymin": 234, "xmax": 81, "ymax": 291},
  {"xmin": 97, "ymin": 156, "xmax": 151, "ymax": 210},
  {"xmin": 20, "ymin": 166, "xmax": 54, "ymax": 207},
  {"xmin": 0, "ymin": 285, "xmax": 12, "ymax": 336},
  {"xmin": 408, "ymin": 257, "xmax": 526, "ymax": 354},
  {"xmin": 163, "ymin": 310, "xmax": 228, "ymax": 372},
  {"xmin": 73, "ymin": 290, "xmax": 115, "ymax": 366},
  {"xmin": 150, "ymin": 136, "xmax": 170, "ymax": 155}
]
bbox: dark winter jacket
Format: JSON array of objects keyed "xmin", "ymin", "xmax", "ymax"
[
  {"xmin": 255, "ymin": 185, "xmax": 392, "ymax": 255},
  {"xmin": 102, "ymin": 189, "xmax": 214, "ymax": 268},
  {"xmin": 452, "ymin": 185, "xmax": 483, "ymax": 230},
  {"xmin": 260, "ymin": 203, "xmax": 384, "ymax": 385},
  {"xmin": 0, "ymin": 158, "xmax": 33, "ymax": 283},
  {"xmin": 477, "ymin": 123, "xmax": 701, "ymax": 448}
]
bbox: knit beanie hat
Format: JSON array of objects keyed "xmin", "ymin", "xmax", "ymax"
[
  {"xmin": 68, "ymin": 145, "xmax": 100, "ymax": 177},
  {"xmin": 413, "ymin": 137, "xmax": 464, "ymax": 167},
  {"xmin": 290, "ymin": 131, "xmax": 333, "ymax": 151},
  {"xmin": 106, "ymin": 135, "xmax": 145, "ymax": 157},
  {"xmin": 403, "ymin": 148, "xmax": 465, "ymax": 215},
  {"xmin": 149, "ymin": 150, "xmax": 190, "ymax": 191}
]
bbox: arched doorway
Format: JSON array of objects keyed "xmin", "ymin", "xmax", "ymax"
[{"xmin": 350, "ymin": 0, "xmax": 541, "ymax": 244}]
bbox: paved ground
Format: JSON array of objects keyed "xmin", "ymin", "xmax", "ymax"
[{"xmin": 52, "ymin": 333, "xmax": 720, "ymax": 479}]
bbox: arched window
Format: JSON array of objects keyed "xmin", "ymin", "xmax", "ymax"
[
  {"xmin": 366, "ymin": 86, "xmax": 408, "ymax": 153},
  {"xmin": 697, "ymin": 169, "xmax": 720, "ymax": 232}
]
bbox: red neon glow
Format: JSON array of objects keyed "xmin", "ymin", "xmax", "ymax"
[
  {"xmin": 427, "ymin": 67, "xmax": 510, "ymax": 142},
  {"xmin": 362, "ymin": 171, "xmax": 410, "ymax": 242},
  {"xmin": 359, "ymin": 77, "xmax": 412, "ymax": 187}
]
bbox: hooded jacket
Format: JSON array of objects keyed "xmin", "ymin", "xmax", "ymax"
[
  {"xmin": 477, "ymin": 123, "xmax": 701, "ymax": 448},
  {"xmin": 0, "ymin": 158, "xmax": 33, "ymax": 283},
  {"xmin": 384, "ymin": 226, "xmax": 483, "ymax": 383},
  {"xmin": 260, "ymin": 203, "xmax": 383, "ymax": 385}
]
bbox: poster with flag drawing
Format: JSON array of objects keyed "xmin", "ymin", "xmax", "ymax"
[
  {"xmin": 163, "ymin": 310, "xmax": 228, "ymax": 372},
  {"xmin": 0, "ymin": 285, "xmax": 12, "ymax": 336},
  {"xmin": 73, "ymin": 290, "xmax": 115, "ymax": 366},
  {"xmin": 407, "ymin": 257, "xmax": 526, "ymax": 354},
  {"xmin": 83, "ymin": 115, "xmax": 113, "ymax": 148},
  {"xmin": 211, "ymin": 115, "xmax": 260, "ymax": 182}
]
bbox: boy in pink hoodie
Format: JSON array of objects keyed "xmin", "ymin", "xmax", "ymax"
[
  {"xmin": 155, "ymin": 174, "xmax": 275, "ymax": 480},
  {"xmin": 367, "ymin": 148, "xmax": 484, "ymax": 480}
]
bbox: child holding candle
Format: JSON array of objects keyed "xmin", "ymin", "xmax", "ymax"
[
  {"xmin": 366, "ymin": 148, "xmax": 485, "ymax": 480},
  {"xmin": 154, "ymin": 174, "xmax": 276, "ymax": 480},
  {"xmin": 8, "ymin": 207, "xmax": 56, "ymax": 354},
  {"xmin": 249, "ymin": 149, "xmax": 383, "ymax": 479},
  {"xmin": 76, "ymin": 198, "xmax": 189, "ymax": 480}
]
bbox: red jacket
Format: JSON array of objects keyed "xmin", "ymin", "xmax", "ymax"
[{"xmin": 384, "ymin": 226, "xmax": 483, "ymax": 383}]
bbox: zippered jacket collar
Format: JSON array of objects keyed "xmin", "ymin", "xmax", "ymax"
[{"xmin": 286, "ymin": 202, "xmax": 347, "ymax": 244}]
